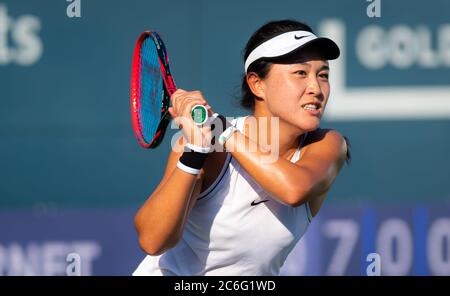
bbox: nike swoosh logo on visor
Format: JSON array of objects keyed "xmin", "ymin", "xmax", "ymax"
[{"xmin": 294, "ymin": 35, "xmax": 307, "ymax": 40}]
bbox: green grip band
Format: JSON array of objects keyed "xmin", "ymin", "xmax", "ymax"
[{"xmin": 191, "ymin": 105, "xmax": 208, "ymax": 125}]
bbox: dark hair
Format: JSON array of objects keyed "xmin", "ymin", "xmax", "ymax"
[{"xmin": 240, "ymin": 20, "xmax": 314, "ymax": 111}]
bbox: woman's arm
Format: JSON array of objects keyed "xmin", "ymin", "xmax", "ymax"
[
  {"xmin": 134, "ymin": 136, "xmax": 205, "ymax": 256},
  {"xmin": 225, "ymin": 128, "xmax": 347, "ymax": 207},
  {"xmin": 134, "ymin": 89, "xmax": 214, "ymax": 256}
]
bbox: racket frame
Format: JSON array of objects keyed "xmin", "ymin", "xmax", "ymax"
[{"xmin": 130, "ymin": 31, "xmax": 175, "ymax": 149}]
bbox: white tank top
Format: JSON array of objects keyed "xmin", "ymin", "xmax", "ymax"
[{"xmin": 133, "ymin": 116, "xmax": 313, "ymax": 276}]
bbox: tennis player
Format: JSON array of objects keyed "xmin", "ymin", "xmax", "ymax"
[{"xmin": 133, "ymin": 19, "xmax": 351, "ymax": 276}]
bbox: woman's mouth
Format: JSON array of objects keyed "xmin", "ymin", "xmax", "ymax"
[{"xmin": 302, "ymin": 103, "xmax": 321, "ymax": 116}]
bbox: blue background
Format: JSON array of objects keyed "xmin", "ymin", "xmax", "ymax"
[{"xmin": 0, "ymin": 0, "xmax": 449, "ymax": 275}]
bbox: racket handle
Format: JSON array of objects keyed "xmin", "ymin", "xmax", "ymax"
[{"xmin": 191, "ymin": 105, "xmax": 208, "ymax": 125}]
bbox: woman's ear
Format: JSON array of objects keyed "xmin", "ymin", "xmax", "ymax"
[{"xmin": 246, "ymin": 73, "xmax": 265, "ymax": 100}]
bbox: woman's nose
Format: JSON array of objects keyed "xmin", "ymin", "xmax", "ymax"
[{"xmin": 306, "ymin": 77, "xmax": 322, "ymax": 96}]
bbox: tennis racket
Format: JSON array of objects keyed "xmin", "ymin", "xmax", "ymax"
[{"xmin": 130, "ymin": 31, "xmax": 208, "ymax": 149}]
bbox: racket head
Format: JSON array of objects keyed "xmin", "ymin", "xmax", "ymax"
[{"xmin": 130, "ymin": 31, "xmax": 175, "ymax": 149}]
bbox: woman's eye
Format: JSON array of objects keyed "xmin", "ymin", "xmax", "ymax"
[
  {"xmin": 319, "ymin": 73, "xmax": 329, "ymax": 80},
  {"xmin": 295, "ymin": 70, "xmax": 307, "ymax": 76}
]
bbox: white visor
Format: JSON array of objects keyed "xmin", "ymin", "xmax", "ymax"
[{"xmin": 244, "ymin": 30, "xmax": 339, "ymax": 73}]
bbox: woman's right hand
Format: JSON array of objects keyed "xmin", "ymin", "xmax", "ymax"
[{"xmin": 168, "ymin": 89, "xmax": 214, "ymax": 148}]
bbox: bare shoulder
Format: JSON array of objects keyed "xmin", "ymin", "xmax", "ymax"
[
  {"xmin": 305, "ymin": 128, "xmax": 345, "ymax": 145},
  {"xmin": 296, "ymin": 129, "xmax": 349, "ymax": 216},
  {"xmin": 302, "ymin": 128, "xmax": 348, "ymax": 167}
]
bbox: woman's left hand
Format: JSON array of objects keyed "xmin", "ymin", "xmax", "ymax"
[{"xmin": 168, "ymin": 89, "xmax": 214, "ymax": 147}]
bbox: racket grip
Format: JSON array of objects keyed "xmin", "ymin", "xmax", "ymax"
[{"xmin": 191, "ymin": 105, "xmax": 208, "ymax": 125}]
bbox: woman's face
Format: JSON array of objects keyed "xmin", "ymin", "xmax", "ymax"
[{"xmin": 259, "ymin": 57, "xmax": 330, "ymax": 132}]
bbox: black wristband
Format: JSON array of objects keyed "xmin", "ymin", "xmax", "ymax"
[{"xmin": 179, "ymin": 150, "xmax": 208, "ymax": 170}]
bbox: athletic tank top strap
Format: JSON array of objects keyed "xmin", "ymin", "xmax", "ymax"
[{"xmin": 290, "ymin": 132, "xmax": 308, "ymax": 163}]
